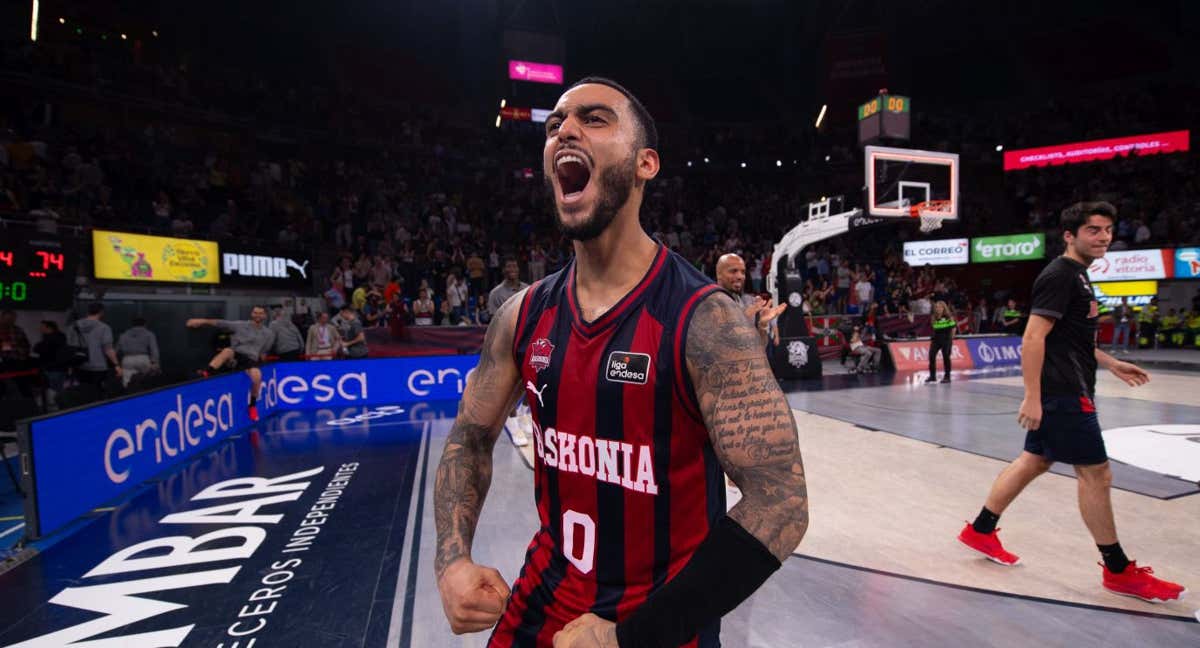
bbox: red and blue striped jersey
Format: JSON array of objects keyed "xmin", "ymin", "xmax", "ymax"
[{"xmin": 489, "ymin": 244, "xmax": 726, "ymax": 648}]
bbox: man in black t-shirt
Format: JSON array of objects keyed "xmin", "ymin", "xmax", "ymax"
[{"xmin": 957, "ymin": 202, "xmax": 1185, "ymax": 604}]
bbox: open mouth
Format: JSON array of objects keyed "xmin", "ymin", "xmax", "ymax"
[{"xmin": 555, "ymin": 152, "xmax": 592, "ymax": 202}]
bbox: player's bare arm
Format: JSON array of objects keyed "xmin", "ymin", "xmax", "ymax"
[
  {"xmin": 687, "ymin": 292, "xmax": 809, "ymax": 560},
  {"xmin": 433, "ymin": 289, "xmax": 526, "ymax": 633},
  {"xmin": 1018, "ymin": 314, "xmax": 1054, "ymax": 430},
  {"xmin": 1095, "ymin": 348, "xmax": 1150, "ymax": 387}
]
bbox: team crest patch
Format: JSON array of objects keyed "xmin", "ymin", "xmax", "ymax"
[
  {"xmin": 529, "ymin": 338, "xmax": 554, "ymax": 372},
  {"xmin": 605, "ymin": 351, "xmax": 651, "ymax": 385}
]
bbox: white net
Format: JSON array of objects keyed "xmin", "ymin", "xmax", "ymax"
[{"xmin": 914, "ymin": 200, "xmax": 953, "ymax": 233}]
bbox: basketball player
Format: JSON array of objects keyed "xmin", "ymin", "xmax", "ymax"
[
  {"xmin": 715, "ymin": 253, "xmax": 786, "ymax": 345},
  {"xmin": 187, "ymin": 306, "xmax": 275, "ymax": 421},
  {"xmin": 434, "ymin": 78, "xmax": 808, "ymax": 648},
  {"xmin": 957, "ymin": 202, "xmax": 1185, "ymax": 602}
]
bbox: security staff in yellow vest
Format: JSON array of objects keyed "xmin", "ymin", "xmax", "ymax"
[
  {"xmin": 1158, "ymin": 308, "xmax": 1183, "ymax": 347},
  {"xmin": 1187, "ymin": 310, "xmax": 1200, "ymax": 349},
  {"xmin": 1136, "ymin": 303, "xmax": 1158, "ymax": 349}
]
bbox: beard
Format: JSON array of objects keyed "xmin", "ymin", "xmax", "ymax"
[{"xmin": 546, "ymin": 153, "xmax": 637, "ymax": 242}]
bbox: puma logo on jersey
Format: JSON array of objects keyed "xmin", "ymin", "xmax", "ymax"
[
  {"xmin": 526, "ymin": 381, "xmax": 548, "ymax": 407},
  {"xmin": 531, "ymin": 423, "xmax": 659, "ymax": 495}
]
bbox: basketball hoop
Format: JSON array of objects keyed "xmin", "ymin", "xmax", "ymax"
[{"xmin": 910, "ymin": 199, "xmax": 953, "ymax": 233}]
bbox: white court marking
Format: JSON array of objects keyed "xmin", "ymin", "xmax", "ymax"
[
  {"xmin": 1102, "ymin": 425, "xmax": 1200, "ymax": 482},
  {"xmin": 0, "ymin": 523, "xmax": 25, "ymax": 539}
]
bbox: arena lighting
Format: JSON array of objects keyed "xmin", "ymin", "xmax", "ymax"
[
  {"xmin": 740, "ymin": 162, "xmax": 747, "ymax": 168},
  {"xmin": 825, "ymin": 155, "xmax": 831, "ymax": 162},
  {"xmin": 500, "ymin": 99, "xmax": 506, "ymax": 109},
  {"xmin": 30, "ymin": 0, "xmax": 38, "ymax": 42},
  {"xmin": 120, "ymin": 33, "xmax": 127, "ymax": 40},
  {"xmin": 58, "ymin": 17, "xmax": 63, "ymax": 24},
  {"xmin": 152, "ymin": 29, "xmax": 158, "ymax": 37},
  {"xmin": 776, "ymin": 160, "xmax": 782, "ymax": 167},
  {"xmin": 815, "ymin": 104, "xmax": 828, "ymax": 128},
  {"xmin": 687, "ymin": 161, "xmax": 693, "ymax": 167},
  {"xmin": 494, "ymin": 115, "xmax": 501, "ymax": 128},
  {"xmin": 996, "ymin": 144, "xmax": 1004, "ymax": 152},
  {"xmin": 703, "ymin": 157, "xmax": 710, "ymax": 164}
]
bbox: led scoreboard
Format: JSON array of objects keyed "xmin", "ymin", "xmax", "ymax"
[
  {"xmin": 858, "ymin": 92, "xmax": 911, "ymax": 146},
  {"xmin": 0, "ymin": 227, "xmax": 78, "ymax": 309}
]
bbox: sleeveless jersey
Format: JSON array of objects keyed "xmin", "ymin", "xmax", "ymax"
[{"xmin": 488, "ymin": 244, "xmax": 726, "ymax": 648}]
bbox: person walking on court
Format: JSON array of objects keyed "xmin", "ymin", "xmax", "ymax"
[
  {"xmin": 434, "ymin": 78, "xmax": 807, "ymax": 648},
  {"xmin": 926, "ymin": 300, "xmax": 955, "ymax": 384},
  {"xmin": 116, "ymin": 317, "xmax": 159, "ymax": 387},
  {"xmin": 957, "ymin": 202, "xmax": 1185, "ymax": 603},
  {"xmin": 187, "ymin": 306, "xmax": 275, "ymax": 421}
]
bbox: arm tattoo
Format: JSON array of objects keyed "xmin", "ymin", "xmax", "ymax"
[
  {"xmin": 433, "ymin": 291, "xmax": 525, "ymax": 578},
  {"xmin": 686, "ymin": 293, "xmax": 809, "ymax": 561}
]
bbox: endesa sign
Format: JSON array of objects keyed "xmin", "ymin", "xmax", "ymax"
[
  {"xmin": 903, "ymin": 238, "xmax": 969, "ymax": 266},
  {"xmin": 1003, "ymin": 130, "xmax": 1190, "ymax": 171},
  {"xmin": 19, "ymin": 355, "xmax": 480, "ymax": 539},
  {"xmin": 508, "ymin": 59, "xmax": 564, "ymax": 84},
  {"xmin": 1087, "ymin": 249, "xmax": 1172, "ymax": 282}
]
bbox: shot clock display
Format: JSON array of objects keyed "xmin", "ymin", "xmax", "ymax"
[{"xmin": 0, "ymin": 228, "xmax": 78, "ymax": 309}]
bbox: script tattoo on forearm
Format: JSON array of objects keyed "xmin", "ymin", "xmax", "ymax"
[
  {"xmin": 687, "ymin": 294, "xmax": 809, "ymax": 561},
  {"xmin": 433, "ymin": 294, "xmax": 522, "ymax": 578}
]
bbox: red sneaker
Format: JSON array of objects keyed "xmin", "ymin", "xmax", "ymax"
[
  {"xmin": 957, "ymin": 523, "xmax": 1021, "ymax": 566},
  {"xmin": 248, "ymin": 404, "xmax": 259, "ymax": 422},
  {"xmin": 1102, "ymin": 562, "xmax": 1187, "ymax": 603}
]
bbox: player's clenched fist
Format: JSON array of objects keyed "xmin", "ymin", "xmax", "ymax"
[{"xmin": 437, "ymin": 558, "xmax": 511, "ymax": 634}]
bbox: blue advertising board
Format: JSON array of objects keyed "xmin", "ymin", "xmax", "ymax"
[
  {"xmin": 21, "ymin": 355, "xmax": 479, "ymax": 538},
  {"xmin": 966, "ymin": 336, "xmax": 1024, "ymax": 368},
  {"xmin": 1175, "ymin": 247, "xmax": 1200, "ymax": 279}
]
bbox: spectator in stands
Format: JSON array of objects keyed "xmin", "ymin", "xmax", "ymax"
[
  {"xmin": 973, "ymin": 297, "xmax": 990, "ymax": 333},
  {"xmin": 70, "ymin": 303, "xmax": 121, "ymax": 393},
  {"xmin": 529, "ymin": 242, "xmax": 547, "ymax": 281},
  {"xmin": 362, "ymin": 289, "xmax": 386, "ymax": 328},
  {"xmin": 487, "ymin": 242, "xmax": 502, "ymax": 287},
  {"xmin": 187, "ymin": 307, "xmax": 275, "ymax": 420},
  {"xmin": 413, "ymin": 288, "xmax": 436, "ymax": 326},
  {"xmin": 306, "ymin": 311, "xmax": 341, "ymax": 360},
  {"xmin": 1110, "ymin": 300, "xmax": 1133, "ymax": 353},
  {"xmin": 1001, "ymin": 298, "xmax": 1025, "ymax": 335},
  {"xmin": 351, "ymin": 283, "xmax": 369, "ymax": 313},
  {"xmin": 437, "ymin": 298, "xmax": 455, "ymax": 326},
  {"xmin": 847, "ymin": 326, "xmax": 881, "ymax": 374},
  {"xmin": 473, "ymin": 295, "xmax": 492, "ymax": 326},
  {"xmin": 370, "ymin": 256, "xmax": 392, "ymax": 287},
  {"xmin": 854, "ymin": 272, "xmax": 874, "ymax": 314},
  {"xmin": 336, "ymin": 307, "xmax": 368, "ymax": 358},
  {"xmin": 269, "ymin": 308, "xmax": 304, "ymax": 361},
  {"xmin": 33, "ymin": 321, "xmax": 67, "ymax": 398},
  {"xmin": 116, "ymin": 317, "xmax": 160, "ymax": 387},
  {"xmin": 447, "ymin": 273, "xmax": 468, "ymax": 323},
  {"xmin": 466, "ymin": 249, "xmax": 487, "ymax": 297},
  {"xmin": 0, "ymin": 309, "xmax": 33, "ymax": 397},
  {"xmin": 717, "ymin": 253, "xmax": 785, "ymax": 346},
  {"xmin": 488, "ymin": 257, "xmax": 528, "ymax": 316}
]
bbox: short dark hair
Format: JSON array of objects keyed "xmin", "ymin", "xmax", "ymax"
[
  {"xmin": 567, "ymin": 76, "xmax": 658, "ymax": 151},
  {"xmin": 1060, "ymin": 201, "xmax": 1117, "ymax": 235},
  {"xmin": 131, "ymin": 317, "xmax": 146, "ymax": 326},
  {"xmin": 503, "ymin": 256, "xmax": 520, "ymax": 267},
  {"xmin": 87, "ymin": 302, "xmax": 104, "ymax": 315}
]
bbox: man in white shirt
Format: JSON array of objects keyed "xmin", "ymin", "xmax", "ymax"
[{"xmin": 854, "ymin": 273, "xmax": 874, "ymax": 310}]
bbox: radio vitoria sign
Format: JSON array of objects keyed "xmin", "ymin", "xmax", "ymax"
[{"xmin": 971, "ymin": 233, "xmax": 1045, "ymax": 263}]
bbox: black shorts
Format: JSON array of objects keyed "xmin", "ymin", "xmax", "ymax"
[
  {"xmin": 234, "ymin": 352, "xmax": 262, "ymax": 369},
  {"xmin": 1023, "ymin": 394, "xmax": 1107, "ymax": 465}
]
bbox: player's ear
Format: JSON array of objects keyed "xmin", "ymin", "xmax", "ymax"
[{"xmin": 637, "ymin": 147, "xmax": 660, "ymax": 183}]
